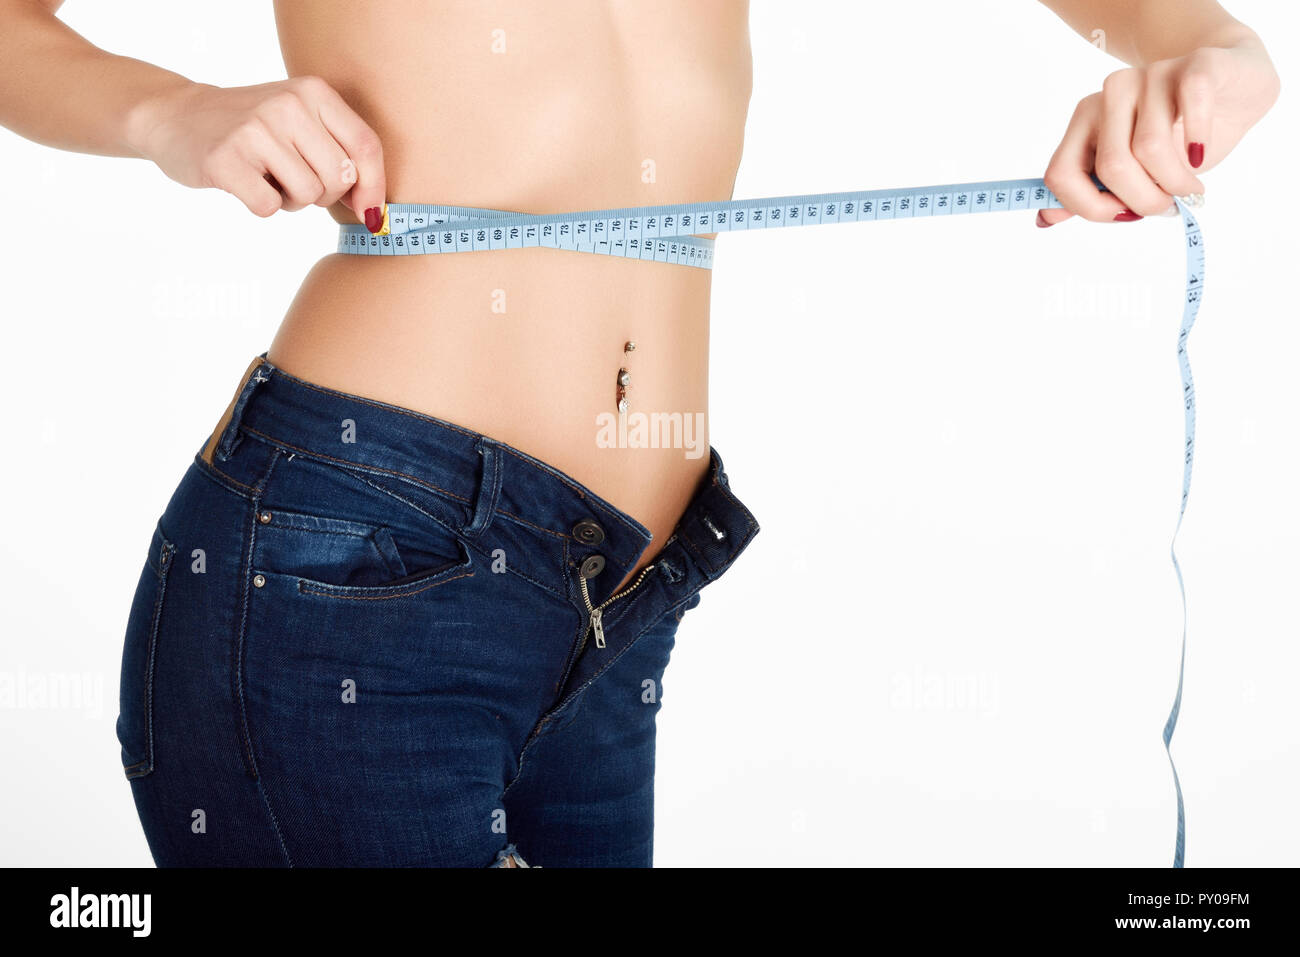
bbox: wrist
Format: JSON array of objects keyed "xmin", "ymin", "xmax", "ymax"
[
  {"xmin": 1132, "ymin": 17, "xmax": 1264, "ymax": 68},
  {"xmin": 1203, "ymin": 22, "xmax": 1265, "ymax": 53},
  {"xmin": 122, "ymin": 80, "xmax": 210, "ymax": 160}
]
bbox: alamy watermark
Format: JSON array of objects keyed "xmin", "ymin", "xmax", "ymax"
[
  {"xmin": 50, "ymin": 888, "xmax": 150, "ymax": 937},
  {"xmin": 595, "ymin": 411, "xmax": 706, "ymax": 459},
  {"xmin": 889, "ymin": 667, "xmax": 1000, "ymax": 715},
  {"xmin": 0, "ymin": 669, "xmax": 104, "ymax": 719}
]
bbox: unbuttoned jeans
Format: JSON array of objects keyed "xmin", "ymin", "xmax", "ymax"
[{"xmin": 116, "ymin": 355, "xmax": 759, "ymax": 867}]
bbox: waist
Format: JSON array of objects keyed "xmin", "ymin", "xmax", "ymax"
[
  {"xmin": 203, "ymin": 354, "xmax": 751, "ymax": 606},
  {"xmin": 268, "ymin": 244, "xmax": 714, "ymax": 554}
]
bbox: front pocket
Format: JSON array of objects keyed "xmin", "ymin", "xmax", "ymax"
[
  {"xmin": 116, "ymin": 521, "xmax": 176, "ymax": 779},
  {"xmin": 292, "ymin": 552, "xmax": 474, "ymax": 601},
  {"xmin": 255, "ymin": 508, "xmax": 473, "ymax": 602}
]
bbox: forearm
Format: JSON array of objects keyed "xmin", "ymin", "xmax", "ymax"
[
  {"xmin": 0, "ymin": 0, "xmax": 200, "ymax": 157},
  {"xmin": 1038, "ymin": 0, "xmax": 1265, "ymax": 67}
]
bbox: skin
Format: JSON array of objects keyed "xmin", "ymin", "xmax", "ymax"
[{"xmin": 0, "ymin": 0, "xmax": 1280, "ymax": 592}]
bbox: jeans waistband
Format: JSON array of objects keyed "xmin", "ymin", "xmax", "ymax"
[{"xmin": 198, "ymin": 353, "xmax": 759, "ymax": 604}]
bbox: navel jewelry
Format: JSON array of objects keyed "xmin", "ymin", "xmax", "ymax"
[{"xmin": 617, "ymin": 340, "xmax": 636, "ymax": 415}]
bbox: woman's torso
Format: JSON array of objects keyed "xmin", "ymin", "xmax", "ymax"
[{"xmin": 267, "ymin": 0, "xmax": 753, "ymax": 586}]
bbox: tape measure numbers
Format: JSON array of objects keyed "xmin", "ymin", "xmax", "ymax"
[{"xmin": 338, "ymin": 178, "xmax": 1205, "ymax": 867}]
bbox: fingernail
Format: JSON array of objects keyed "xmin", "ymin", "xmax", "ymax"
[
  {"xmin": 1188, "ymin": 142, "xmax": 1205, "ymax": 169},
  {"xmin": 365, "ymin": 206, "xmax": 384, "ymax": 233},
  {"xmin": 1035, "ymin": 211, "xmax": 1054, "ymax": 228},
  {"xmin": 1114, "ymin": 210, "xmax": 1143, "ymax": 222}
]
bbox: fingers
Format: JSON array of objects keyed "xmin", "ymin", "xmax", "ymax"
[
  {"xmin": 1133, "ymin": 65, "xmax": 1205, "ymax": 201},
  {"xmin": 1041, "ymin": 94, "xmax": 1125, "ymax": 225},
  {"xmin": 285, "ymin": 115, "xmax": 355, "ymax": 210},
  {"xmin": 1094, "ymin": 69, "xmax": 1175, "ymax": 218},
  {"xmin": 196, "ymin": 77, "xmax": 386, "ymax": 228},
  {"xmin": 1039, "ymin": 62, "xmax": 1212, "ymax": 230},
  {"xmin": 301, "ymin": 77, "xmax": 387, "ymax": 229},
  {"xmin": 211, "ymin": 158, "xmax": 285, "ymax": 218},
  {"xmin": 247, "ymin": 122, "xmax": 327, "ymax": 212},
  {"xmin": 250, "ymin": 82, "xmax": 362, "ymax": 212}
]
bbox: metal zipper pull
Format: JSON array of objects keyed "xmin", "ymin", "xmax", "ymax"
[{"xmin": 577, "ymin": 561, "xmax": 655, "ymax": 655}]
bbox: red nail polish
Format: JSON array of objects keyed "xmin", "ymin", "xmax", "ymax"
[
  {"xmin": 1114, "ymin": 210, "xmax": 1143, "ymax": 222},
  {"xmin": 1188, "ymin": 142, "xmax": 1205, "ymax": 169},
  {"xmin": 1035, "ymin": 211, "xmax": 1053, "ymax": 228},
  {"xmin": 365, "ymin": 206, "xmax": 383, "ymax": 233}
]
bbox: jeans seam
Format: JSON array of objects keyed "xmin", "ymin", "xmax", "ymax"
[
  {"xmin": 192, "ymin": 452, "xmax": 257, "ymax": 499},
  {"xmin": 123, "ymin": 529, "xmax": 176, "ymax": 779},
  {"xmin": 323, "ymin": 462, "xmax": 569, "ymax": 602},
  {"xmin": 261, "ymin": 363, "xmax": 646, "ymax": 540},
  {"xmin": 231, "ymin": 447, "xmax": 295, "ymax": 865},
  {"xmin": 241, "ymin": 426, "xmax": 470, "ymax": 504},
  {"xmin": 232, "ymin": 449, "xmax": 282, "ymax": 781},
  {"xmin": 296, "ymin": 568, "xmax": 475, "ymax": 601},
  {"xmin": 540, "ymin": 590, "xmax": 697, "ymax": 744},
  {"xmin": 268, "ymin": 368, "xmax": 485, "ymax": 438},
  {"xmin": 502, "ymin": 603, "xmax": 587, "ymax": 799},
  {"xmin": 494, "ymin": 444, "xmax": 649, "ymax": 540},
  {"xmin": 502, "ymin": 595, "xmax": 692, "ymax": 800},
  {"xmin": 241, "ymin": 426, "xmax": 612, "ymax": 548},
  {"xmin": 252, "ymin": 775, "xmax": 294, "ymax": 867}
]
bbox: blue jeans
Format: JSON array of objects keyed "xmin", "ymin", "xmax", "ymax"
[{"xmin": 116, "ymin": 355, "xmax": 758, "ymax": 866}]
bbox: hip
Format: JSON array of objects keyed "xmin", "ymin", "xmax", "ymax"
[
  {"xmin": 115, "ymin": 353, "xmax": 758, "ymax": 863},
  {"xmin": 268, "ymin": 245, "xmax": 716, "ymax": 572}
]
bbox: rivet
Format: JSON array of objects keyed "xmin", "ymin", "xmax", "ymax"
[
  {"xmin": 252, "ymin": 574, "xmax": 266, "ymax": 588},
  {"xmin": 258, "ymin": 510, "xmax": 273, "ymax": 524}
]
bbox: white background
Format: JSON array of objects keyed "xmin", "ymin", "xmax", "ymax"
[{"xmin": 0, "ymin": 1, "xmax": 1295, "ymax": 867}]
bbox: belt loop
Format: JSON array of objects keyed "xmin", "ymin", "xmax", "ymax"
[
  {"xmin": 201, "ymin": 354, "xmax": 272, "ymax": 465},
  {"xmin": 465, "ymin": 436, "xmax": 503, "ymax": 539}
]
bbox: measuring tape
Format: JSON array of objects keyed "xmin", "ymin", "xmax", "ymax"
[{"xmin": 338, "ymin": 178, "xmax": 1205, "ymax": 867}]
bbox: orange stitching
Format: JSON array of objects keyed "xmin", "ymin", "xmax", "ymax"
[
  {"xmin": 241, "ymin": 426, "xmax": 469, "ymax": 503},
  {"xmin": 260, "ymin": 363, "xmax": 652, "ymax": 540},
  {"xmin": 202, "ymin": 356, "xmax": 267, "ymax": 465},
  {"xmin": 492, "ymin": 507, "xmax": 566, "ymax": 541},
  {"xmin": 243, "ymin": 428, "xmax": 574, "ymax": 543},
  {"xmin": 297, "ymin": 569, "xmax": 475, "ymax": 601},
  {"xmin": 194, "ymin": 454, "xmax": 256, "ymax": 492},
  {"xmin": 495, "ymin": 444, "xmax": 646, "ymax": 537}
]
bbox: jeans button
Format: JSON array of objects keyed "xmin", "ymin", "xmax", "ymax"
[
  {"xmin": 579, "ymin": 554, "xmax": 606, "ymax": 579},
  {"xmin": 572, "ymin": 519, "xmax": 605, "ymax": 545}
]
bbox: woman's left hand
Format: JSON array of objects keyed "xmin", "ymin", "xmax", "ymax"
[{"xmin": 1038, "ymin": 36, "xmax": 1280, "ymax": 226}]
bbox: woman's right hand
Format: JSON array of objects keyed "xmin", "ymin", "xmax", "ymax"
[{"xmin": 128, "ymin": 76, "xmax": 388, "ymax": 232}]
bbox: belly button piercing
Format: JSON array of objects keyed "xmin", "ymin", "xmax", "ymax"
[{"xmin": 617, "ymin": 340, "xmax": 636, "ymax": 414}]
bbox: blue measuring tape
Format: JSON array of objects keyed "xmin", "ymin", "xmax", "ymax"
[{"xmin": 338, "ymin": 178, "xmax": 1205, "ymax": 866}]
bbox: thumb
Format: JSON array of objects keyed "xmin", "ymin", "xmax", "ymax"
[
  {"xmin": 342, "ymin": 183, "xmax": 387, "ymax": 234},
  {"xmin": 1036, "ymin": 209, "xmax": 1074, "ymax": 228},
  {"xmin": 1178, "ymin": 55, "xmax": 1218, "ymax": 170}
]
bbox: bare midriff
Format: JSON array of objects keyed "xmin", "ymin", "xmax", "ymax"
[{"xmin": 266, "ymin": 0, "xmax": 752, "ymax": 590}]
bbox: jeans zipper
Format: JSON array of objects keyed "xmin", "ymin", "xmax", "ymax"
[{"xmin": 577, "ymin": 563, "xmax": 656, "ymax": 651}]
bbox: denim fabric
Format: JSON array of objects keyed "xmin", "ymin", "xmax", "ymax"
[{"xmin": 116, "ymin": 354, "xmax": 758, "ymax": 867}]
